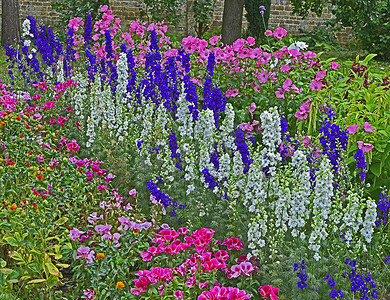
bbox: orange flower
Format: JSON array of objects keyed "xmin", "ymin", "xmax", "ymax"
[
  {"xmin": 0, "ymin": 122, "xmax": 5, "ymax": 126},
  {"xmin": 37, "ymin": 174, "xmax": 43, "ymax": 180},
  {"xmin": 96, "ymin": 253, "xmax": 105, "ymax": 259},
  {"xmin": 116, "ymin": 281, "xmax": 125, "ymax": 289},
  {"xmin": 9, "ymin": 205, "xmax": 16, "ymax": 210}
]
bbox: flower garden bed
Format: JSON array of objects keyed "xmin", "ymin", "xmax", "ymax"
[{"xmin": 0, "ymin": 5, "xmax": 389, "ymax": 300}]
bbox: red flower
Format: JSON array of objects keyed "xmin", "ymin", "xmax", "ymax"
[
  {"xmin": 37, "ymin": 174, "xmax": 43, "ymax": 180},
  {"xmin": 259, "ymin": 285, "xmax": 279, "ymax": 300},
  {"xmin": 9, "ymin": 205, "xmax": 17, "ymax": 210},
  {"xmin": 66, "ymin": 140, "xmax": 80, "ymax": 153},
  {"xmin": 32, "ymin": 202, "xmax": 38, "ymax": 207}
]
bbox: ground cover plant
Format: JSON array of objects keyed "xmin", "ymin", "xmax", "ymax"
[{"xmin": 0, "ymin": 5, "xmax": 389, "ymax": 300}]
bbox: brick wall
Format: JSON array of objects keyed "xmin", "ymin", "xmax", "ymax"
[{"xmin": 0, "ymin": 0, "xmax": 350, "ymax": 44}]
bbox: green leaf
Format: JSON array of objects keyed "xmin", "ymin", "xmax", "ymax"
[
  {"xmin": 27, "ymin": 278, "xmax": 46, "ymax": 284},
  {"xmin": 3, "ymin": 236, "xmax": 18, "ymax": 247},
  {"xmin": 370, "ymin": 162, "xmax": 382, "ymax": 177},
  {"xmin": 46, "ymin": 276, "xmax": 58, "ymax": 289},
  {"xmin": 0, "ymin": 268, "xmax": 15, "ymax": 275},
  {"xmin": 45, "ymin": 262, "xmax": 61, "ymax": 278},
  {"xmin": 54, "ymin": 217, "xmax": 68, "ymax": 226},
  {"xmin": 0, "ymin": 258, "xmax": 6, "ymax": 268},
  {"xmin": 363, "ymin": 53, "xmax": 377, "ymax": 65},
  {"xmin": 0, "ymin": 221, "xmax": 12, "ymax": 231}
]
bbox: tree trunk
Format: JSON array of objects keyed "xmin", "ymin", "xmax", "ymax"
[
  {"xmin": 221, "ymin": 0, "xmax": 245, "ymax": 45},
  {"xmin": 1, "ymin": 0, "xmax": 21, "ymax": 47}
]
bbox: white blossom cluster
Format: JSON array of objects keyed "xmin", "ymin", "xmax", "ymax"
[
  {"xmin": 309, "ymin": 157, "xmax": 334, "ymax": 260},
  {"xmin": 289, "ymin": 150, "xmax": 311, "ymax": 237},
  {"xmin": 85, "ymin": 76, "xmax": 102, "ymax": 147},
  {"xmin": 73, "ymin": 73, "xmax": 87, "ymax": 120},
  {"xmin": 115, "ymin": 52, "xmax": 129, "ymax": 141},
  {"xmin": 260, "ymin": 107, "xmax": 282, "ymax": 177}
]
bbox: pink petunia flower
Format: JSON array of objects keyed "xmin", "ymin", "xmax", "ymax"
[
  {"xmin": 362, "ymin": 122, "xmax": 375, "ymax": 133},
  {"xmin": 347, "ymin": 124, "xmax": 359, "ymax": 134},
  {"xmin": 309, "ymin": 80, "xmax": 323, "ymax": 91},
  {"xmin": 273, "ymin": 27, "xmax": 287, "ymax": 40},
  {"xmin": 357, "ymin": 141, "xmax": 374, "ymax": 152}
]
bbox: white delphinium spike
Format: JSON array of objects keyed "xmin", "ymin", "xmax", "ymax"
[
  {"xmin": 102, "ymin": 83, "xmax": 115, "ymax": 134},
  {"xmin": 177, "ymin": 85, "xmax": 194, "ymax": 140},
  {"xmin": 361, "ymin": 198, "xmax": 377, "ymax": 243},
  {"xmin": 57, "ymin": 59, "xmax": 64, "ymax": 83},
  {"xmin": 194, "ymin": 109, "xmax": 215, "ymax": 152},
  {"xmin": 260, "ymin": 107, "xmax": 282, "ymax": 177},
  {"xmin": 309, "ymin": 157, "xmax": 334, "ymax": 260},
  {"xmin": 73, "ymin": 73, "xmax": 87, "ymax": 120},
  {"xmin": 220, "ymin": 103, "xmax": 235, "ymax": 150},
  {"xmin": 289, "ymin": 150, "xmax": 311, "ymax": 236},
  {"xmin": 115, "ymin": 52, "xmax": 129, "ymax": 141}
]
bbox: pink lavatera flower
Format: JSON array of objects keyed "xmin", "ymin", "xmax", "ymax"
[{"xmin": 357, "ymin": 141, "xmax": 374, "ymax": 152}]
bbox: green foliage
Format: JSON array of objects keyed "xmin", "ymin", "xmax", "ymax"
[
  {"xmin": 193, "ymin": 0, "xmax": 217, "ymax": 38},
  {"xmin": 140, "ymin": 0, "xmax": 184, "ymax": 26},
  {"xmin": 299, "ymin": 24, "xmax": 343, "ymax": 51},
  {"xmin": 244, "ymin": 0, "xmax": 271, "ymax": 42},
  {"xmin": 50, "ymin": 0, "xmax": 108, "ymax": 32},
  {"xmin": 290, "ymin": 0, "xmax": 390, "ymax": 60}
]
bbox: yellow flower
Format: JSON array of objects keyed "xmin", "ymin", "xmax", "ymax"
[
  {"xmin": 116, "ymin": 281, "xmax": 125, "ymax": 289},
  {"xmin": 96, "ymin": 253, "xmax": 105, "ymax": 259}
]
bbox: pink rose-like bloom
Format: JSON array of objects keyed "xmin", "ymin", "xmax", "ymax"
[
  {"xmin": 240, "ymin": 261, "xmax": 254, "ymax": 276},
  {"xmin": 69, "ymin": 228, "xmax": 85, "ymax": 241},
  {"xmin": 273, "ymin": 27, "xmax": 287, "ymax": 40},
  {"xmin": 347, "ymin": 124, "xmax": 359, "ymax": 134},
  {"xmin": 259, "ymin": 285, "xmax": 279, "ymax": 300},
  {"xmin": 129, "ymin": 189, "xmax": 137, "ymax": 196},
  {"xmin": 44, "ymin": 101, "xmax": 54, "ymax": 110},
  {"xmin": 309, "ymin": 80, "xmax": 323, "ymax": 91},
  {"xmin": 101, "ymin": 5, "xmax": 108, "ymax": 12},
  {"xmin": 331, "ymin": 62, "xmax": 340, "ymax": 70},
  {"xmin": 302, "ymin": 136, "xmax": 311, "ymax": 148},
  {"xmin": 226, "ymin": 89, "xmax": 239, "ymax": 98},
  {"xmin": 362, "ymin": 122, "xmax": 375, "ymax": 133},
  {"xmin": 199, "ymin": 281, "xmax": 209, "ymax": 289},
  {"xmin": 95, "ymin": 224, "xmax": 112, "ymax": 235},
  {"xmin": 264, "ymin": 30, "xmax": 273, "ymax": 36},
  {"xmin": 247, "ymin": 36, "xmax": 255, "ymax": 46},
  {"xmin": 222, "ymin": 237, "xmax": 243, "ymax": 250},
  {"xmin": 281, "ymin": 64, "xmax": 290, "ymax": 73},
  {"xmin": 141, "ymin": 252, "xmax": 152, "ymax": 261},
  {"xmin": 36, "ymin": 154, "xmax": 44, "ymax": 162},
  {"xmin": 83, "ymin": 289, "xmax": 94, "ymax": 300},
  {"xmin": 248, "ymin": 102, "xmax": 256, "ymax": 119},
  {"xmin": 174, "ymin": 290, "xmax": 184, "ymax": 300},
  {"xmin": 357, "ymin": 141, "xmax": 374, "ymax": 153},
  {"xmin": 76, "ymin": 246, "xmax": 94, "ymax": 264},
  {"xmin": 66, "ymin": 140, "xmax": 80, "ymax": 153}
]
